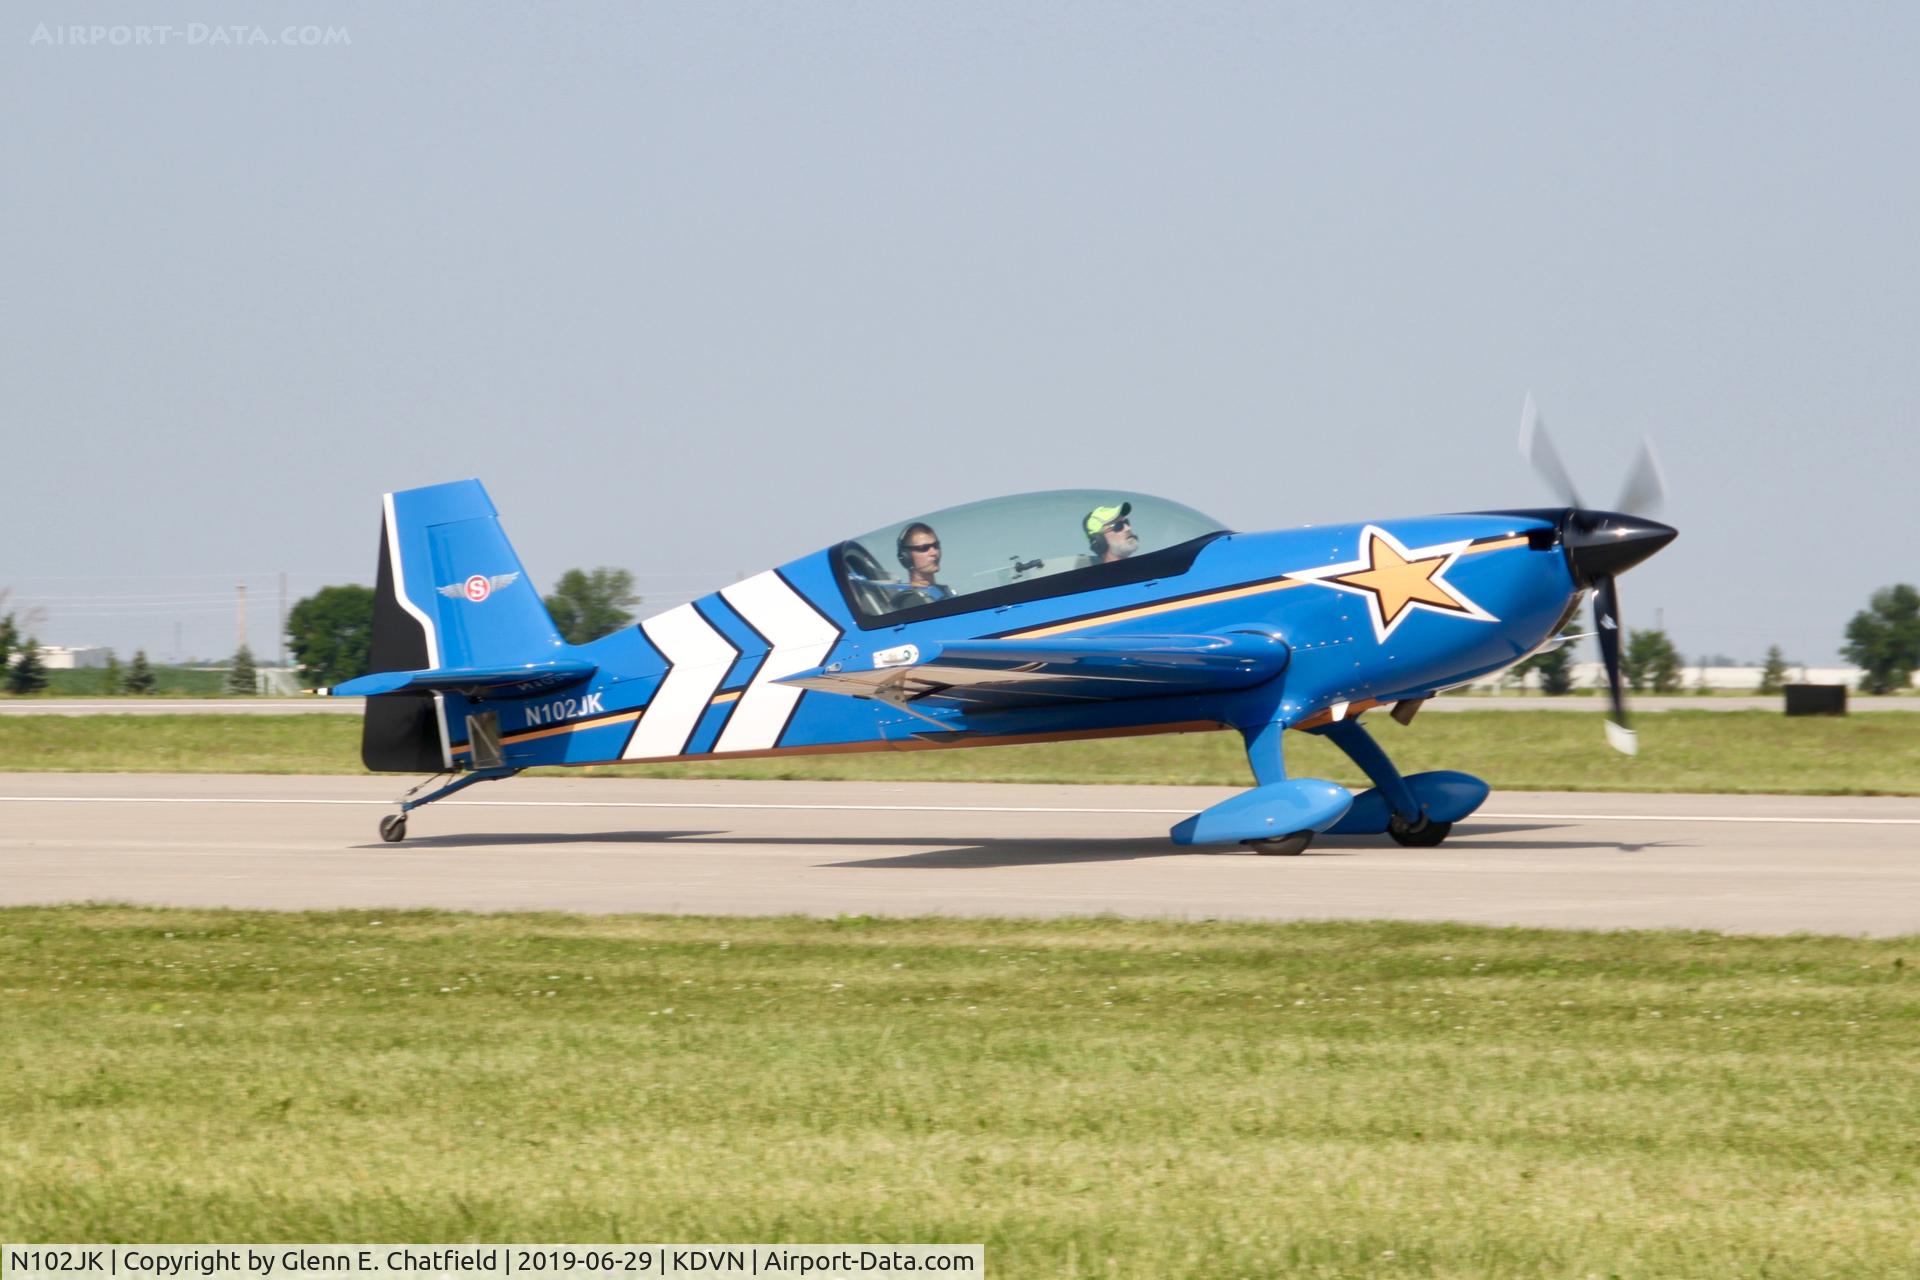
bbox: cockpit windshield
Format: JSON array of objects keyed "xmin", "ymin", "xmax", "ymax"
[{"xmin": 832, "ymin": 489, "xmax": 1229, "ymax": 625}]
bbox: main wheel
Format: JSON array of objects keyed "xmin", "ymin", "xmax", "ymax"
[
  {"xmin": 1243, "ymin": 830, "xmax": 1314, "ymax": 856},
  {"xmin": 378, "ymin": 814, "xmax": 408, "ymax": 844},
  {"xmin": 1388, "ymin": 815, "xmax": 1451, "ymax": 847}
]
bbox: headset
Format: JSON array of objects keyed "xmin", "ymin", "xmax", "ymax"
[{"xmin": 1085, "ymin": 507, "xmax": 1129, "ymax": 560}]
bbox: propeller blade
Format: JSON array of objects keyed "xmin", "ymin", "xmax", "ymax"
[
  {"xmin": 1615, "ymin": 437, "xmax": 1667, "ymax": 518},
  {"xmin": 1519, "ymin": 393, "xmax": 1584, "ymax": 509},
  {"xmin": 1592, "ymin": 575, "xmax": 1636, "ymax": 756}
]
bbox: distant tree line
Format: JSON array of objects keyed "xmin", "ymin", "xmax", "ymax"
[
  {"xmin": 0, "ymin": 605, "xmax": 49, "ymax": 695},
  {"xmin": 1758, "ymin": 646, "xmax": 1789, "ymax": 695},
  {"xmin": 1843, "ymin": 584, "xmax": 1920, "ymax": 694},
  {"xmin": 286, "ymin": 585, "xmax": 377, "ymax": 690},
  {"xmin": 1494, "ymin": 581, "xmax": 1920, "ymax": 698}
]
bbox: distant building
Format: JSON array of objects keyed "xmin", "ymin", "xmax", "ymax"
[
  {"xmin": 34, "ymin": 645, "xmax": 111, "ymax": 670},
  {"xmin": 192, "ymin": 664, "xmax": 303, "ymax": 695}
]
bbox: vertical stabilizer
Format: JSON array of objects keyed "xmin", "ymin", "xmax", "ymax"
[{"xmin": 360, "ymin": 479, "xmax": 565, "ymax": 771}]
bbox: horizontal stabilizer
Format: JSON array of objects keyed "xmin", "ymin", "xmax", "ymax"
[
  {"xmin": 330, "ymin": 658, "xmax": 596, "ymax": 699},
  {"xmin": 779, "ymin": 632, "xmax": 1287, "ymax": 710}
]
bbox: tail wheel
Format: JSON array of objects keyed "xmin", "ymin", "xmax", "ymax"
[
  {"xmin": 379, "ymin": 814, "xmax": 408, "ymax": 844},
  {"xmin": 1388, "ymin": 815, "xmax": 1451, "ymax": 847}
]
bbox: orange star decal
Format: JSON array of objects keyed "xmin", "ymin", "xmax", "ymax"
[{"xmin": 1285, "ymin": 525, "xmax": 1497, "ymax": 643}]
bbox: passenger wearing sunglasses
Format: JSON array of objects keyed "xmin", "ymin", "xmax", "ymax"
[
  {"xmin": 892, "ymin": 522, "xmax": 954, "ymax": 604},
  {"xmin": 1082, "ymin": 502, "xmax": 1140, "ymax": 564}
]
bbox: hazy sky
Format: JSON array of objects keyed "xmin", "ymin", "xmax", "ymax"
[{"xmin": 4, "ymin": 2, "xmax": 1915, "ymax": 667}]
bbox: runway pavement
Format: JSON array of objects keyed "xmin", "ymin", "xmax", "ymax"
[{"xmin": 3, "ymin": 773, "xmax": 1916, "ymax": 934}]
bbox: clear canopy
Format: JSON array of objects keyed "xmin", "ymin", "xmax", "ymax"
[{"xmin": 833, "ymin": 489, "xmax": 1227, "ymax": 622}]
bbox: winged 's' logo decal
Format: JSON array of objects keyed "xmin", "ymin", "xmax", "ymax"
[{"xmin": 438, "ymin": 572, "xmax": 520, "ymax": 602}]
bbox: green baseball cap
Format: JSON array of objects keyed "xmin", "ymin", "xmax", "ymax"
[{"xmin": 1083, "ymin": 501, "xmax": 1132, "ymax": 538}]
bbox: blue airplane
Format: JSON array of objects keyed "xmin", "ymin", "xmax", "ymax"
[{"xmin": 331, "ymin": 399, "xmax": 1674, "ymax": 852}]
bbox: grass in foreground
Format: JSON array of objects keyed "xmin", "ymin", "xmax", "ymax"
[
  {"xmin": 3, "ymin": 711, "xmax": 1919, "ymax": 794},
  {"xmin": 1, "ymin": 909, "xmax": 1915, "ymax": 1278}
]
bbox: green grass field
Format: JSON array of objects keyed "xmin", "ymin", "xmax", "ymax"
[
  {"xmin": 2, "ymin": 909, "xmax": 1914, "ymax": 1277},
  {"xmin": 2, "ymin": 710, "xmax": 1918, "ymax": 794}
]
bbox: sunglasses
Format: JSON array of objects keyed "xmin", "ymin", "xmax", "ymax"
[
  {"xmin": 906, "ymin": 541, "xmax": 941, "ymax": 553},
  {"xmin": 1103, "ymin": 518, "xmax": 1131, "ymax": 532}
]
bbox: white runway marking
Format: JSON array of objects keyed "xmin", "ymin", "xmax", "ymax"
[
  {"xmin": 2, "ymin": 794, "xmax": 1917, "ymax": 825},
  {"xmin": 0, "ymin": 795, "xmax": 1184, "ymax": 814},
  {"xmin": 1478, "ymin": 811, "xmax": 1920, "ymax": 826}
]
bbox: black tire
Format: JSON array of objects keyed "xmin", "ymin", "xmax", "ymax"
[
  {"xmin": 1243, "ymin": 830, "xmax": 1314, "ymax": 856},
  {"xmin": 1388, "ymin": 816, "xmax": 1451, "ymax": 848},
  {"xmin": 379, "ymin": 814, "xmax": 408, "ymax": 844}
]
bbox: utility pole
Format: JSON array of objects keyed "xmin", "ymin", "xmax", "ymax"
[
  {"xmin": 278, "ymin": 571, "xmax": 287, "ymax": 668},
  {"xmin": 236, "ymin": 582, "xmax": 247, "ymax": 654}
]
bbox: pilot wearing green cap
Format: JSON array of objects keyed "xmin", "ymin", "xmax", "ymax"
[{"xmin": 1083, "ymin": 501, "xmax": 1139, "ymax": 564}]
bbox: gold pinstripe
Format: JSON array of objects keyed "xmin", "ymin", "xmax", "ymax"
[{"xmin": 1003, "ymin": 535, "xmax": 1530, "ymax": 640}]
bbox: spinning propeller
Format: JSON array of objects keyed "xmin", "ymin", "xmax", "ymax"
[{"xmin": 1519, "ymin": 394, "xmax": 1677, "ymax": 755}]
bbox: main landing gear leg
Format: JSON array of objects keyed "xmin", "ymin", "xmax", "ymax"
[
  {"xmin": 1239, "ymin": 721, "xmax": 1318, "ymax": 856},
  {"xmin": 379, "ymin": 766, "xmax": 520, "ymax": 844},
  {"xmin": 1314, "ymin": 719, "xmax": 1450, "ymax": 847},
  {"xmin": 1168, "ymin": 723, "xmax": 1352, "ymax": 853}
]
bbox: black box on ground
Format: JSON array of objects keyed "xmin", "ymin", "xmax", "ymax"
[{"xmin": 1783, "ymin": 683, "xmax": 1848, "ymax": 716}]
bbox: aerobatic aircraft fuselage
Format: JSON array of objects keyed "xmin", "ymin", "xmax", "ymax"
[{"xmin": 336, "ymin": 476, "xmax": 1674, "ymax": 852}]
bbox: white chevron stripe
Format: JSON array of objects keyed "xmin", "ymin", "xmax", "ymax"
[
  {"xmin": 623, "ymin": 604, "xmax": 737, "ymax": 760},
  {"xmin": 713, "ymin": 571, "xmax": 841, "ymax": 753}
]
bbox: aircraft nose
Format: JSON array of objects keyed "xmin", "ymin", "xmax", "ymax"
[{"xmin": 1563, "ymin": 510, "xmax": 1678, "ymax": 585}]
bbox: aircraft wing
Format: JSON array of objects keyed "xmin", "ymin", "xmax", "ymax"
[{"xmin": 777, "ymin": 633, "xmax": 1288, "ymax": 710}]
